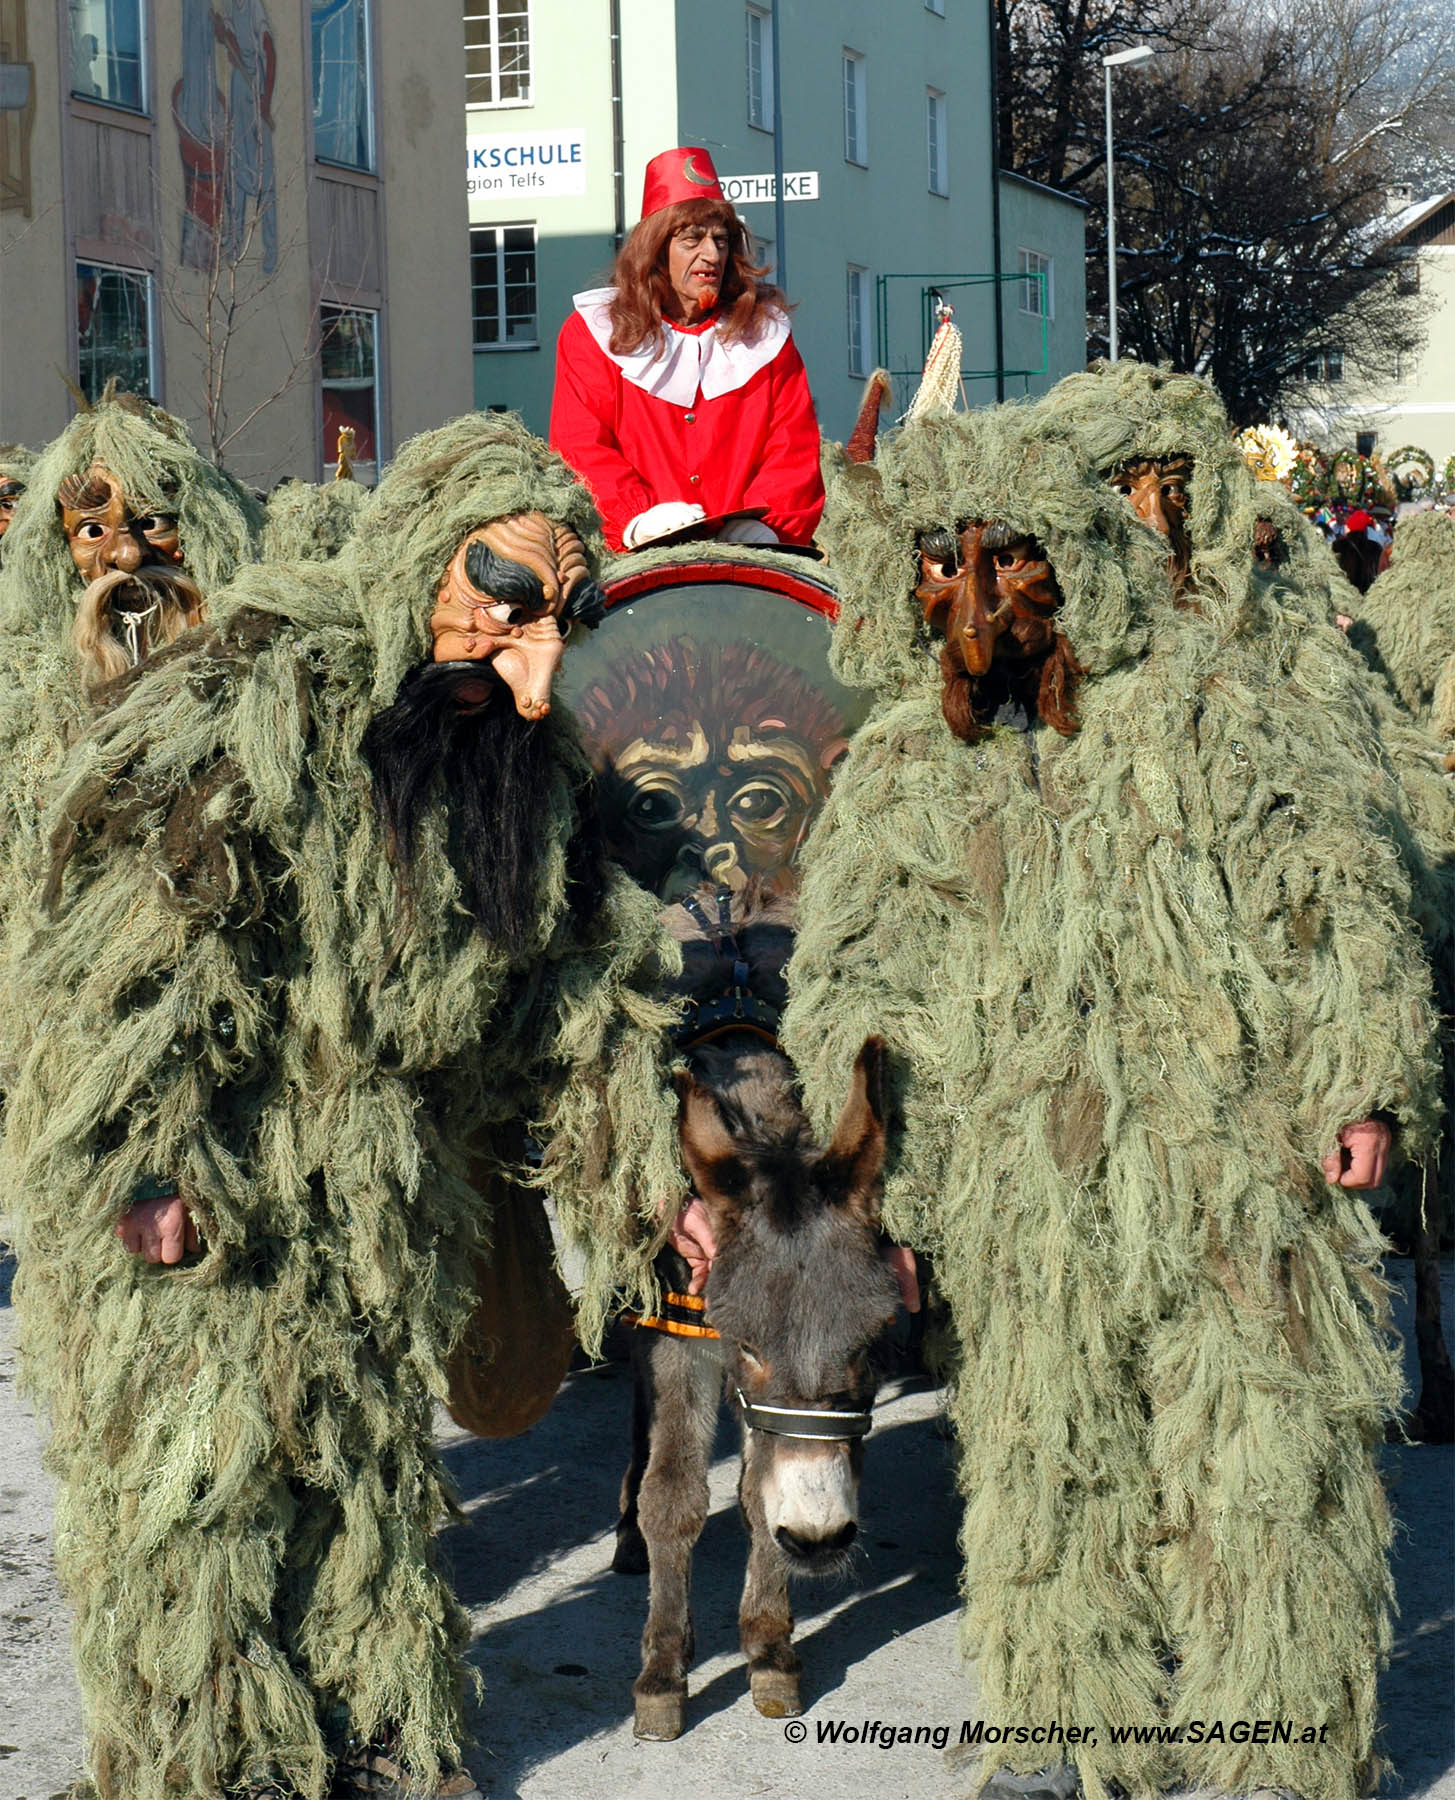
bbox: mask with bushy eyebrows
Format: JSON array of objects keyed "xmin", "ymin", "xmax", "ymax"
[
  {"xmin": 429, "ymin": 511, "xmax": 604, "ymax": 720},
  {"xmin": 57, "ymin": 464, "xmax": 204, "ymax": 688},
  {"xmin": 914, "ymin": 519, "xmax": 1084, "ymax": 744},
  {"xmin": 58, "ymin": 465, "xmax": 185, "ymax": 582},
  {"xmin": 1108, "ymin": 455, "xmax": 1193, "ymax": 596}
]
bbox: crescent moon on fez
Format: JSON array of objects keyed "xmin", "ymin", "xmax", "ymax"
[{"xmin": 683, "ymin": 153, "xmax": 715, "ymax": 186}]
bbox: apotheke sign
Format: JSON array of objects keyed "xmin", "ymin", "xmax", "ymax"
[
  {"xmin": 467, "ymin": 130, "xmax": 587, "ymax": 197},
  {"xmin": 720, "ymin": 171, "xmax": 820, "ymax": 203}
]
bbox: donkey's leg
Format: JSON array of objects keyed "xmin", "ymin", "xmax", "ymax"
[
  {"xmin": 632, "ymin": 1335, "xmax": 721, "ymax": 1741},
  {"xmin": 737, "ymin": 1435, "xmax": 802, "ymax": 1719},
  {"xmin": 612, "ymin": 1329, "xmax": 654, "ymax": 1574}
]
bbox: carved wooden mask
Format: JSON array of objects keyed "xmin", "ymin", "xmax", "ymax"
[
  {"xmin": 1108, "ymin": 456, "xmax": 1192, "ymax": 595},
  {"xmin": 914, "ymin": 520, "xmax": 1083, "ymax": 742},
  {"xmin": 429, "ymin": 511, "xmax": 598, "ymax": 721}
]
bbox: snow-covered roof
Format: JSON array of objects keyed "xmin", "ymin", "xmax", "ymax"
[{"xmin": 1385, "ymin": 192, "xmax": 1454, "ymax": 243}]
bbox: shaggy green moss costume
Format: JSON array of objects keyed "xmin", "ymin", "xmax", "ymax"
[
  {"xmin": 783, "ymin": 403, "xmax": 1439, "ymax": 1800},
  {"xmin": 2, "ymin": 413, "xmax": 683, "ymax": 1799},
  {"xmin": 0, "ymin": 439, "xmax": 36, "ymax": 557},
  {"xmin": 0, "ymin": 396, "xmax": 262, "ymax": 949},
  {"xmin": 260, "ymin": 476, "xmax": 367, "ymax": 563},
  {"xmin": 0, "ymin": 440, "xmax": 34, "ymax": 478},
  {"xmin": 1040, "ymin": 363, "xmax": 1455, "ymax": 1263},
  {"xmin": 1349, "ymin": 507, "xmax": 1455, "ymax": 746}
]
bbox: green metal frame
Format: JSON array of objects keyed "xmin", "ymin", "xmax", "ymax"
[{"xmin": 873, "ymin": 270, "xmax": 1049, "ymax": 400}]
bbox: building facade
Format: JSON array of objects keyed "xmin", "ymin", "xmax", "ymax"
[
  {"xmin": 464, "ymin": 0, "xmax": 1087, "ymax": 441},
  {"xmin": 1288, "ymin": 191, "xmax": 1455, "ymax": 468},
  {"xmin": 0, "ymin": 0, "xmax": 470, "ymax": 487}
]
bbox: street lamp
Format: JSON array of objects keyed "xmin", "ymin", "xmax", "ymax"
[{"xmin": 1103, "ymin": 44, "xmax": 1154, "ymax": 362}]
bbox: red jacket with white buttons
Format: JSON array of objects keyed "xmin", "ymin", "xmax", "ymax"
[{"xmin": 549, "ymin": 291, "xmax": 826, "ymax": 552}]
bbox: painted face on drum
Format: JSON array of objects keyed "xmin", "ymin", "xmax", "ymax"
[
  {"xmin": 1108, "ymin": 455, "xmax": 1193, "ymax": 595},
  {"xmin": 666, "ymin": 224, "xmax": 729, "ymax": 323},
  {"xmin": 576, "ymin": 639, "xmax": 850, "ymax": 900},
  {"xmin": 615, "ymin": 727, "xmax": 822, "ymax": 895}
]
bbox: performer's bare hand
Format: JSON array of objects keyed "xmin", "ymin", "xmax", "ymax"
[
  {"xmin": 883, "ymin": 1242, "xmax": 921, "ymax": 1313},
  {"xmin": 116, "ymin": 1194, "xmax": 200, "ymax": 1264},
  {"xmin": 667, "ymin": 1196, "xmax": 717, "ymax": 1294},
  {"xmin": 1321, "ymin": 1117, "xmax": 1392, "ymax": 1189}
]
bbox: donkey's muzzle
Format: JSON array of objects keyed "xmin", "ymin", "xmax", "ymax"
[{"xmin": 775, "ymin": 1520, "xmax": 858, "ymax": 1565}]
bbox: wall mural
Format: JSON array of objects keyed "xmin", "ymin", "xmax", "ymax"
[
  {"xmin": 0, "ymin": 0, "xmax": 35, "ymax": 218},
  {"xmin": 174, "ymin": 0, "xmax": 277, "ymax": 273}
]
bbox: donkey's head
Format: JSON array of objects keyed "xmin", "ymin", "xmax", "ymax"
[{"xmin": 677, "ymin": 1036, "xmax": 899, "ymax": 1573}]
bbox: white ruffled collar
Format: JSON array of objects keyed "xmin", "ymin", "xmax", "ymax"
[{"xmin": 572, "ymin": 288, "xmax": 790, "ymax": 407}]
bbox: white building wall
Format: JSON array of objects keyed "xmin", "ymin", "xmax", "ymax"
[{"xmin": 1289, "ymin": 245, "xmax": 1455, "ymax": 469}]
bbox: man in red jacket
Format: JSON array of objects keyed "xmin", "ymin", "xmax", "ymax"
[{"xmin": 550, "ymin": 146, "xmax": 825, "ymax": 552}]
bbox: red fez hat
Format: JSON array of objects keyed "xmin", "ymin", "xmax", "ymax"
[
  {"xmin": 1345, "ymin": 509, "xmax": 1374, "ymax": 532},
  {"xmin": 641, "ymin": 146, "xmax": 726, "ymax": 219}
]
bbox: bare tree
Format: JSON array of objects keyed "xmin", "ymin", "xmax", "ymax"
[
  {"xmin": 996, "ymin": 0, "xmax": 1454, "ymax": 421},
  {"xmin": 162, "ymin": 146, "xmax": 320, "ymax": 473}
]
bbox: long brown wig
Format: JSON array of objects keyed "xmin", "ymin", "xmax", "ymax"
[{"xmin": 607, "ymin": 198, "xmax": 787, "ymax": 357}]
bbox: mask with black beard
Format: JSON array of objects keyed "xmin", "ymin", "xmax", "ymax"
[{"xmin": 362, "ymin": 659, "xmax": 607, "ymax": 953}]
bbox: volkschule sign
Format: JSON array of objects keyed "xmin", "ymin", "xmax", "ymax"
[{"xmin": 467, "ymin": 130, "xmax": 587, "ymax": 197}]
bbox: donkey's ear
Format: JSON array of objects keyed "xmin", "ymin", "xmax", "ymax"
[
  {"xmin": 676, "ymin": 1070, "xmax": 748, "ymax": 1234},
  {"xmin": 822, "ymin": 1036, "xmax": 888, "ymax": 1228}
]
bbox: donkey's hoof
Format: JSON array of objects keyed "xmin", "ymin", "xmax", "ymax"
[
  {"xmin": 750, "ymin": 1668, "xmax": 802, "ymax": 1718},
  {"xmin": 612, "ymin": 1525, "xmax": 650, "ymax": 1575},
  {"xmin": 634, "ymin": 1691, "xmax": 687, "ymax": 1740}
]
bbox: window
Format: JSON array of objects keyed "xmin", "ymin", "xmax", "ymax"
[
  {"xmin": 1395, "ymin": 257, "xmax": 1420, "ymax": 295},
  {"xmin": 843, "ymin": 51, "xmax": 867, "ymax": 165},
  {"xmin": 746, "ymin": 6, "xmax": 773, "ymax": 131},
  {"xmin": 320, "ymin": 305, "xmax": 379, "ymax": 471},
  {"xmin": 471, "ymin": 225, "xmax": 538, "ymax": 349},
  {"xmin": 1018, "ymin": 248, "xmax": 1053, "ymax": 319},
  {"xmin": 927, "ymin": 88, "xmax": 947, "ymax": 195},
  {"xmin": 76, "ymin": 263, "xmax": 154, "ymax": 402},
  {"xmin": 68, "ymin": 0, "xmax": 145, "ymax": 112},
  {"xmin": 465, "ymin": 0, "xmax": 531, "ymax": 109},
  {"xmin": 847, "ymin": 265, "xmax": 869, "ymax": 376},
  {"xmin": 1303, "ymin": 347, "xmax": 1343, "ymax": 384},
  {"xmin": 312, "ymin": 0, "xmax": 373, "ymax": 170}
]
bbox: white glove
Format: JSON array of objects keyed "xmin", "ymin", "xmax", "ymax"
[
  {"xmin": 716, "ymin": 517, "xmax": 780, "ymax": 546},
  {"xmin": 623, "ymin": 502, "xmax": 708, "ymax": 548}
]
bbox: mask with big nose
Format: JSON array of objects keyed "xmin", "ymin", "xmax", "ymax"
[
  {"xmin": 1108, "ymin": 456, "xmax": 1193, "ymax": 598},
  {"xmin": 429, "ymin": 512, "xmax": 603, "ymax": 720},
  {"xmin": 914, "ymin": 520, "xmax": 1083, "ymax": 743}
]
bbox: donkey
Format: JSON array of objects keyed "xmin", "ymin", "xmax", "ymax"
[{"xmin": 615, "ymin": 886, "xmax": 901, "ymax": 1741}]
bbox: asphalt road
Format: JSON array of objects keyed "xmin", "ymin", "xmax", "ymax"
[{"xmin": 1, "ymin": 1248, "xmax": 1451, "ymax": 1800}]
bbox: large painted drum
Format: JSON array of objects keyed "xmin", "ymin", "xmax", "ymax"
[{"xmin": 557, "ymin": 553, "xmax": 871, "ymax": 899}]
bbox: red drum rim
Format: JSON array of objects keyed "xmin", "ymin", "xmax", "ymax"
[{"xmin": 601, "ymin": 557, "xmax": 840, "ymax": 621}]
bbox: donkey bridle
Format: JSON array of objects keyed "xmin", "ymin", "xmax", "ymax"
[
  {"xmin": 671, "ymin": 889, "xmax": 875, "ymax": 1444},
  {"xmin": 673, "ymin": 889, "xmax": 783, "ymax": 1049},
  {"xmin": 735, "ymin": 1387, "xmax": 874, "ymax": 1441}
]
